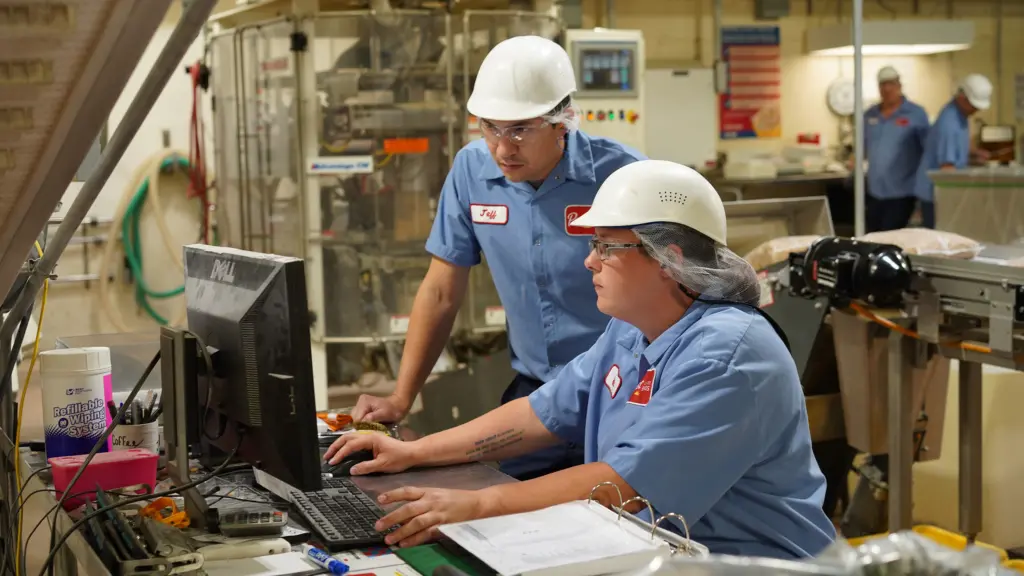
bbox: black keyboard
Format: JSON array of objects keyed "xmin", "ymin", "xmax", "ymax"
[{"xmin": 289, "ymin": 477, "xmax": 386, "ymax": 551}]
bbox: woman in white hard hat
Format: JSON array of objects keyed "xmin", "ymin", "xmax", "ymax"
[
  {"xmin": 913, "ymin": 73, "xmax": 992, "ymax": 228},
  {"xmin": 349, "ymin": 35, "xmax": 645, "ymax": 481},
  {"xmin": 326, "ymin": 159, "xmax": 837, "ymax": 558}
]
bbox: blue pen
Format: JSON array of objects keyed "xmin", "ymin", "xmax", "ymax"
[{"xmin": 300, "ymin": 544, "xmax": 349, "ymax": 575}]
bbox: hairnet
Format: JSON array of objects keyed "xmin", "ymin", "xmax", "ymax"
[
  {"xmin": 542, "ymin": 95, "xmax": 582, "ymax": 132},
  {"xmin": 633, "ymin": 222, "xmax": 761, "ymax": 307}
]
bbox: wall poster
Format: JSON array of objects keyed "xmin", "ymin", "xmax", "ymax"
[{"xmin": 719, "ymin": 26, "xmax": 782, "ymax": 140}]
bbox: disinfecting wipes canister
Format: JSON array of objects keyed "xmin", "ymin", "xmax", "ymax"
[{"xmin": 39, "ymin": 347, "xmax": 113, "ymax": 458}]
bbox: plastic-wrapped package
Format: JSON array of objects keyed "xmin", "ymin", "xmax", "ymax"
[
  {"xmin": 742, "ymin": 235, "xmax": 823, "ymax": 271},
  {"xmin": 857, "ymin": 229, "xmax": 983, "ymax": 260},
  {"xmin": 611, "ymin": 531, "xmax": 1017, "ymax": 576}
]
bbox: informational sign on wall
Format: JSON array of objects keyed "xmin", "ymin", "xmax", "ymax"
[{"xmin": 719, "ymin": 26, "xmax": 782, "ymax": 140}]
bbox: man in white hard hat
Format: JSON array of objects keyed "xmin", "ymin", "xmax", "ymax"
[
  {"xmin": 326, "ymin": 159, "xmax": 836, "ymax": 558},
  {"xmin": 913, "ymin": 73, "xmax": 992, "ymax": 228},
  {"xmin": 349, "ymin": 35, "xmax": 645, "ymax": 480},
  {"xmin": 863, "ymin": 66, "xmax": 930, "ymax": 232}
]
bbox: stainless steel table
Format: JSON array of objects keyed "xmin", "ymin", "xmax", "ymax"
[{"xmin": 708, "ymin": 172, "xmax": 848, "ymax": 202}]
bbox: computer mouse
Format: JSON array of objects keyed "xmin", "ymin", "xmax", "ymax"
[{"xmin": 322, "ymin": 449, "xmax": 375, "ymax": 477}]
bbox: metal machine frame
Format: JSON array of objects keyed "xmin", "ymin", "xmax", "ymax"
[
  {"xmin": 886, "ymin": 250, "xmax": 1024, "ymax": 539},
  {"xmin": 205, "ymin": 6, "xmax": 562, "ymax": 408},
  {"xmin": 786, "ymin": 240, "xmax": 1024, "ymax": 542}
]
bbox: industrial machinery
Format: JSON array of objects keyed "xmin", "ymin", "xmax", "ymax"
[
  {"xmin": 787, "ymin": 236, "xmax": 1024, "ymax": 542},
  {"xmin": 564, "ymin": 28, "xmax": 645, "ymax": 153},
  {"xmin": 206, "ymin": 6, "xmax": 560, "ymax": 407}
]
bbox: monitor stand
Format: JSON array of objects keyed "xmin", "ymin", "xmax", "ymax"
[{"xmin": 160, "ymin": 326, "xmax": 216, "ymax": 529}]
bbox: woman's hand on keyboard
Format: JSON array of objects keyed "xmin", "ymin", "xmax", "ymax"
[{"xmin": 373, "ymin": 487, "xmax": 485, "ymax": 548}]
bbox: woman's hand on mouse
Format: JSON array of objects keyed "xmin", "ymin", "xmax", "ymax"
[
  {"xmin": 373, "ymin": 487, "xmax": 490, "ymax": 548},
  {"xmin": 323, "ymin": 433, "xmax": 418, "ymax": 475}
]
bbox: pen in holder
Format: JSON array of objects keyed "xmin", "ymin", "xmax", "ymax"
[
  {"xmin": 108, "ymin": 393, "xmax": 162, "ymax": 455},
  {"xmin": 111, "ymin": 420, "xmax": 160, "ymax": 454}
]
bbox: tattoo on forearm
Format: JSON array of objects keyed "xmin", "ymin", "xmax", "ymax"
[{"xmin": 466, "ymin": 428, "xmax": 525, "ymax": 458}]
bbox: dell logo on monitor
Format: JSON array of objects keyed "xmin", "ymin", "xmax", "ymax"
[{"xmin": 210, "ymin": 259, "xmax": 236, "ymax": 283}]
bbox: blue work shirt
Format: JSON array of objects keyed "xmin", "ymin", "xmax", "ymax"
[
  {"xmin": 529, "ymin": 301, "xmax": 836, "ymax": 559},
  {"xmin": 864, "ymin": 98, "xmax": 929, "ymax": 200},
  {"xmin": 426, "ymin": 131, "xmax": 645, "ymax": 382},
  {"xmin": 914, "ymin": 99, "xmax": 969, "ymax": 202}
]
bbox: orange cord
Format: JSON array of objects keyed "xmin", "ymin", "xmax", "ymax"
[{"xmin": 846, "ymin": 301, "xmax": 1016, "ymax": 359}]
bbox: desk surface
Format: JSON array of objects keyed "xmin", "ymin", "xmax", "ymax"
[
  {"xmin": 352, "ymin": 462, "xmax": 513, "ymax": 512},
  {"xmin": 25, "ymin": 448, "xmax": 511, "ymax": 575}
]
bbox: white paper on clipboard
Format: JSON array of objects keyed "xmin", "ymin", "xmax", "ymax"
[{"xmin": 438, "ymin": 500, "xmax": 673, "ymax": 576}]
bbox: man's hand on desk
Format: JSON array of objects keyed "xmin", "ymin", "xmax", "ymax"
[
  {"xmin": 374, "ymin": 486, "xmax": 489, "ymax": 548},
  {"xmin": 324, "ymin": 432, "xmax": 418, "ymax": 474},
  {"xmin": 351, "ymin": 393, "xmax": 412, "ymax": 423}
]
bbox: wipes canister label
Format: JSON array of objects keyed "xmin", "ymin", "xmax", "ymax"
[{"xmin": 43, "ymin": 373, "xmax": 112, "ymax": 458}]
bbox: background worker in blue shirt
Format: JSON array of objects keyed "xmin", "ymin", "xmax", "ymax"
[
  {"xmin": 863, "ymin": 66, "xmax": 930, "ymax": 232},
  {"xmin": 326, "ymin": 160, "xmax": 836, "ymax": 559},
  {"xmin": 913, "ymin": 73, "xmax": 992, "ymax": 229},
  {"xmin": 349, "ymin": 35, "xmax": 645, "ymax": 480}
]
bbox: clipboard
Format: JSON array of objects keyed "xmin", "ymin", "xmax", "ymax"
[
  {"xmin": 438, "ymin": 482, "xmax": 708, "ymax": 576},
  {"xmin": 590, "ymin": 481, "xmax": 710, "ymax": 559}
]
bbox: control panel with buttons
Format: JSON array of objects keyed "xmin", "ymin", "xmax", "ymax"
[{"xmin": 565, "ymin": 29, "xmax": 646, "ymax": 153}]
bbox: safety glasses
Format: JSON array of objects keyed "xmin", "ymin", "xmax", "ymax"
[
  {"xmin": 479, "ymin": 120, "xmax": 547, "ymax": 144},
  {"xmin": 589, "ymin": 237, "xmax": 644, "ymax": 261}
]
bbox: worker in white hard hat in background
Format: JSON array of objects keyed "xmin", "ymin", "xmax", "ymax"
[
  {"xmin": 913, "ymin": 73, "xmax": 993, "ymax": 229},
  {"xmin": 349, "ymin": 35, "xmax": 645, "ymax": 481},
  {"xmin": 863, "ymin": 66, "xmax": 930, "ymax": 232},
  {"xmin": 326, "ymin": 159, "xmax": 836, "ymax": 557}
]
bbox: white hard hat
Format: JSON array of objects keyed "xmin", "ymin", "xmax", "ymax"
[
  {"xmin": 959, "ymin": 73, "xmax": 992, "ymax": 110},
  {"xmin": 466, "ymin": 35, "xmax": 577, "ymax": 122},
  {"xmin": 877, "ymin": 65, "xmax": 899, "ymax": 83},
  {"xmin": 572, "ymin": 160, "xmax": 728, "ymax": 246}
]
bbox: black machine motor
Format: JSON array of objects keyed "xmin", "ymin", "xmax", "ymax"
[{"xmin": 789, "ymin": 236, "xmax": 912, "ymax": 308}]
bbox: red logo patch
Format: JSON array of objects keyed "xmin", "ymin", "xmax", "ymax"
[
  {"xmin": 895, "ymin": 117, "xmax": 910, "ymax": 127},
  {"xmin": 565, "ymin": 205, "xmax": 595, "ymax": 236},
  {"xmin": 627, "ymin": 368, "xmax": 656, "ymax": 406},
  {"xmin": 470, "ymin": 204, "xmax": 509, "ymax": 225},
  {"xmin": 603, "ymin": 365, "xmax": 622, "ymax": 399}
]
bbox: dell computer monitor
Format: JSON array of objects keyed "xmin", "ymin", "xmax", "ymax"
[{"xmin": 183, "ymin": 244, "xmax": 321, "ymax": 492}]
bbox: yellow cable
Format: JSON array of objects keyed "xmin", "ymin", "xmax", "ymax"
[{"xmin": 13, "ymin": 241, "xmax": 47, "ymax": 576}]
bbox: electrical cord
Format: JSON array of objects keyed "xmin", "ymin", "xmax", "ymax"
[
  {"xmin": 8, "ymin": 488, "xmax": 98, "ymax": 576},
  {"xmin": 178, "ymin": 328, "xmax": 223, "ymax": 442},
  {"xmin": 22, "ymin": 485, "xmax": 155, "ymax": 576},
  {"xmin": 12, "ymin": 241, "xmax": 47, "ymax": 576},
  {"xmin": 847, "ymin": 301, "xmax": 1021, "ymax": 360},
  {"xmin": 36, "ymin": 436, "xmax": 243, "ymax": 576},
  {"xmin": 0, "ymin": 313, "xmax": 30, "ymax": 574},
  {"xmin": 0, "ymin": 463, "xmax": 47, "ymax": 576}
]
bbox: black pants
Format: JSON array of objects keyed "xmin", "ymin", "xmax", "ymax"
[
  {"xmin": 497, "ymin": 373, "xmax": 584, "ymax": 481},
  {"xmin": 866, "ymin": 195, "xmax": 917, "ymax": 233}
]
